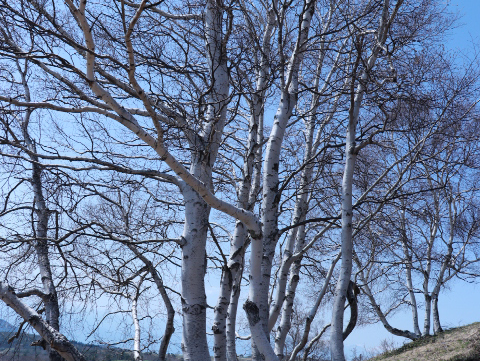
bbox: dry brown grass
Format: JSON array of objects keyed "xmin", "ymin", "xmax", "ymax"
[{"xmin": 370, "ymin": 323, "xmax": 480, "ymax": 361}]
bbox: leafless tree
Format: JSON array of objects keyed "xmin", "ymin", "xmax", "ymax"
[
  {"xmin": 353, "ymin": 51, "xmax": 480, "ymax": 340},
  {"xmin": 0, "ymin": 2, "xmax": 478, "ymax": 361}
]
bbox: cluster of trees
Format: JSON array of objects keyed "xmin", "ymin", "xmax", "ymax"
[{"xmin": 0, "ymin": 1, "xmax": 479, "ymax": 361}]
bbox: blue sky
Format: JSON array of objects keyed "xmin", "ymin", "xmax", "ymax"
[{"xmin": 446, "ymin": 0, "xmax": 480, "ymax": 51}]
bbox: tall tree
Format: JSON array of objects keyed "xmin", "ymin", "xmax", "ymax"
[{"xmin": 0, "ymin": 2, "xmax": 477, "ymax": 361}]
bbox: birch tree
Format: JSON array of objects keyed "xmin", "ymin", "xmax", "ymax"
[
  {"xmin": 0, "ymin": 1, "xmax": 477, "ymax": 361},
  {"xmin": 0, "ymin": 58, "xmax": 69, "ymax": 361},
  {"xmin": 352, "ymin": 54, "xmax": 480, "ymax": 340}
]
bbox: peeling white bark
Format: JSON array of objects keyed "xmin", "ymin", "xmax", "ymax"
[{"xmin": 180, "ymin": 185, "xmax": 211, "ymax": 361}]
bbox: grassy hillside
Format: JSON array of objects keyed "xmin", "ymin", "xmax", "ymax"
[
  {"xmin": 370, "ymin": 323, "xmax": 480, "ymax": 361},
  {"xmin": 0, "ymin": 330, "xmax": 174, "ymax": 361}
]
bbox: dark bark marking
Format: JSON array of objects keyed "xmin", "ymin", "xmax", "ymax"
[{"xmin": 243, "ymin": 300, "xmax": 260, "ymax": 326}]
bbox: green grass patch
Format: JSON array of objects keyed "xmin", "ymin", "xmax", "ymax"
[{"xmin": 371, "ymin": 323, "xmax": 480, "ymax": 361}]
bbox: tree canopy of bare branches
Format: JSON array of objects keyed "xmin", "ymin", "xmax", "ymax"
[{"xmin": 0, "ymin": 1, "xmax": 479, "ymax": 361}]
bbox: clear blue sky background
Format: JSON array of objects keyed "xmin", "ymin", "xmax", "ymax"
[{"xmin": 344, "ymin": 1, "xmax": 480, "ymax": 357}]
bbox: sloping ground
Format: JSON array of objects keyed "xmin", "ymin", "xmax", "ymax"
[{"xmin": 371, "ymin": 323, "xmax": 480, "ymax": 361}]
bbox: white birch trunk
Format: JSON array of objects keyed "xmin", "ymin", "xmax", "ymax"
[
  {"xmin": 183, "ymin": 0, "xmax": 231, "ymax": 358},
  {"xmin": 249, "ymin": 4, "xmax": 317, "ymax": 359},
  {"xmin": 422, "ymin": 212, "xmax": 438, "ymax": 337},
  {"xmin": 269, "ymin": 120, "xmax": 316, "ymax": 333},
  {"xmin": 330, "ymin": 1, "xmax": 400, "ymax": 358},
  {"xmin": 274, "ymin": 225, "xmax": 306, "ymax": 359},
  {"xmin": 404, "ymin": 247, "xmax": 421, "ymax": 337},
  {"xmin": 432, "ymin": 296, "xmax": 442, "ymax": 335},
  {"xmin": 180, "ymin": 185, "xmax": 211, "ymax": 361},
  {"xmin": 132, "ymin": 297, "xmax": 143, "ymax": 361},
  {"xmin": 270, "ymin": 21, "xmax": 343, "ymax": 355},
  {"xmin": 430, "ymin": 196, "xmax": 457, "ymax": 335},
  {"xmin": 330, "ymin": 104, "xmax": 357, "ymax": 361},
  {"xmin": 225, "ymin": 224, "xmax": 248, "ymax": 361},
  {"xmin": 400, "ymin": 208, "xmax": 421, "ymax": 336},
  {"xmin": 423, "ymin": 294, "xmax": 432, "ymax": 336},
  {"xmin": 213, "ymin": 255, "xmax": 234, "ymax": 361},
  {"xmin": 215, "ymin": 30, "xmax": 266, "ymax": 358}
]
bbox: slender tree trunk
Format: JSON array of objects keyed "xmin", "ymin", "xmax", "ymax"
[
  {"xmin": 225, "ymin": 228, "xmax": 248, "ymax": 361},
  {"xmin": 330, "ymin": 111, "xmax": 357, "ymax": 361},
  {"xmin": 406, "ymin": 264, "xmax": 421, "ymax": 336},
  {"xmin": 249, "ymin": 3, "xmax": 317, "ymax": 360},
  {"xmin": 193, "ymin": 1, "xmax": 230, "ymax": 358},
  {"xmin": 31, "ymin": 170, "xmax": 61, "ymax": 361},
  {"xmin": 274, "ymin": 225, "xmax": 306, "ymax": 360},
  {"xmin": 423, "ymin": 294, "xmax": 432, "ymax": 336},
  {"xmin": 181, "ymin": 183, "xmax": 211, "ymax": 361},
  {"xmin": 18, "ymin": 60, "xmax": 63, "ymax": 361},
  {"xmin": 34, "ymin": 239, "xmax": 62, "ymax": 361},
  {"xmin": 422, "ymin": 231, "xmax": 436, "ymax": 338},
  {"xmin": 432, "ymin": 296, "xmax": 442, "ymax": 335},
  {"xmin": 32, "ymin": 186, "xmax": 60, "ymax": 361},
  {"xmin": 226, "ymin": 222, "xmax": 247, "ymax": 361},
  {"xmin": 330, "ymin": 2, "xmax": 400, "ymax": 358},
  {"xmin": 213, "ymin": 266, "xmax": 230, "ymax": 361},
  {"xmin": 430, "ymin": 197, "xmax": 457, "ymax": 336},
  {"xmin": 26, "ymin": 126, "xmax": 61, "ymax": 361},
  {"xmin": 399, "ymin": 211, "xmax": 421, "ymax": 337},
  {"xmin": 272, "ymin": 31, "xmax": 346, "ymax": 356},
  {"xmin": 132, "ymin": 297, "xmax": 143, "ymax": 361},
  {"xmin": 217, "ymin": 55, "xmax": 264, "ymax": 361}
]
